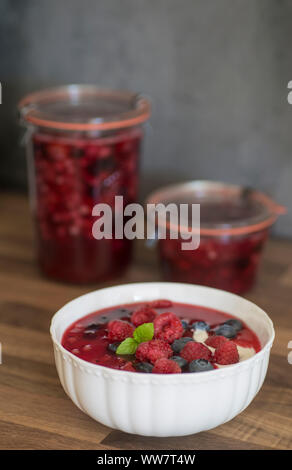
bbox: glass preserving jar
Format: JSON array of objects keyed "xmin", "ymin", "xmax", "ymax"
[
  {"xmin": 147, "ymin": 181, "xmax": 285, "ymax": 294},
  {"xmin": 19, "ymin": 85, "xmax": 150, "ymax": 283}
]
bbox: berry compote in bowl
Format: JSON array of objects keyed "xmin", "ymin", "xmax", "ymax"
[
  {"xmin": 19, "ymin": 86, "xmax": 150, "ymax": 283},
  {"xmin": 147, "ymin": 181, "xmax": 285, "ymax": 294},
  {"xmin": 50, "ymin": 282, "xmax": 274, "ymax": 437}
]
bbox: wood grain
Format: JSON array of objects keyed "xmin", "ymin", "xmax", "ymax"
[{"xmin": 0, "ymin": 192, "xmax": 292, "ymax": 450}]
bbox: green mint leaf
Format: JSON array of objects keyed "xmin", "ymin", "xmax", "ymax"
[
  {"xmin": 116, "ymin": 337, "xmax": 138, "ymax": 355},
  {"xmin": 133, "ymin": 322, "xmax": 154, "ymax": 344}
]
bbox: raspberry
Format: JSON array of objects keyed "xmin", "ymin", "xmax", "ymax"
[
  {"xmin": 154, "ymin": 312, "xmax": 184, "ymax": 343},
  {"xmin": 152, "ymin": 358, "xmax": 182, "ymax": 374},
  {"xmin": 46, "ymin": 143, "xmax": 68, "ymax": 161},
  {"xmin": 205, "ymin": 335, "xmax": 228, "ymax": 349},
  {"xmin": 149, "ymin": 299, "xmax": 173, "ymax": 309},
  {"xmin": 180, "ymin": 342, "xmax": 212, "ymax": 362},
  {"xmin": 136, "ymin": 340, "xmax": 172, "ymax": 364},
  {"xmin": 121, "ymin": 361, "xmax": 136, "ymax": 372},
  {"xmin": 131, "ymin": 307, "xmax": 157, "ymax": 327},
  {"xmin": 214, "ymin": 341, "xmax": 239, "ymax": 365},
  {"xmin": 108, "ymin": 320, "xmax": 134, "ymax": 342}
]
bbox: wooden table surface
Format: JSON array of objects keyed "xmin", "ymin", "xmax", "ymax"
[{"xmin": 0, "ymin": 192, "xmax": 291, "ymax": 450}]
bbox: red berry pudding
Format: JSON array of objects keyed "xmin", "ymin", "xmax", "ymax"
[
  {"xmin": 147, "ymin": 181, "xmax": 284, "ymax": 294},
  {"xmin": 62, "ymin": 299, "xmax": 261, "ymax": 374},
  {"xmin": 19, "ymin": 86, "xmax": 150, "ymax": 283}
]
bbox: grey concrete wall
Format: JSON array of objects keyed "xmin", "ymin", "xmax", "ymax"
[{"xmin": 0, "ymin": 0, "xmax": 292, "ymax": 235}]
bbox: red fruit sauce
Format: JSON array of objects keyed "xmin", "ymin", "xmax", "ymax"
[
  {"xmin": 62, "ymin": 300, "xmax": 261, "ymax": 372},
  {"xmin": 31, "ymin": 128, "xmax": 141, "ymax": 283}
]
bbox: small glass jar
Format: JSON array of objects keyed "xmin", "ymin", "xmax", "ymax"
[
  {"xmin": 19, "ymin": 85, "xmax": 150, "ymax": 283},
  {"xmin": 147, "ymin": 181, "xmax": 285, "ymax": 294}
]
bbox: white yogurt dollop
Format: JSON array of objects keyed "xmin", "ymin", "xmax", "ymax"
[
  {"xmin": 192, "ymin": 329, "xmax": 208, "ymax": 343},
  {"xmin": 236, "ymin": 344, "xmax": 256, "ymax": 361}
]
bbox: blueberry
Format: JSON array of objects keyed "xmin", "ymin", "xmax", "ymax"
[
  {"xmin": 191, "ymin": 321, "xmax": 210, "ymax": 331},
  {"xmin": 181, "ymin": 320, "xmax": 189, "ymax": 330},
  {"xmin": 117, "ymin": 308, "xmax": 132, "ymax": 315},
  {"xmin": 224, "ymin": 319, "xmax": 243, "ymax": 333},
  {"xmin": 214, "ymin": 324, "xmax": 237, "ymax": 339},
  {"xmin": 84, "ymin": 324, "xmax": 100, "ymax": 337},
  {"xmin": 171, "ymin": 356, "xmax": 188, "ymax": 368},
  {"xmin": 107, "ymin": 342, "xmax": 120, "ymax": 353},
  {"xmin": 135, "ymin": 362, "xmax": 153, "ymax": 373},
  {"xmin": 171, "ymin": 337, "xmax": 193, "ymax": 353},
  {"xmin": 86, "ymin": 323, "xmax": 100, "ymax": 330},
  {"xmin": 189, "ymin": 359, "xmax": 214, "ymax": 373}
]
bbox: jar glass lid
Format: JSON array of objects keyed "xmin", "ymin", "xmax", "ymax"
[
  {"xmin": 19, "ymin": 85, "xmax": 151, "ymax": 131},
  {"xmin": 147, "ymin": 180, "xmax": 286, "ymax": 236}
]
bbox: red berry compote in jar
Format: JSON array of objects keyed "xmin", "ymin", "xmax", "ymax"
[
  {"xmin": 19, "ymin": 86, "xmax": 150, "ymax": 283},
  {"xmin": 147, "ymin": 181, "xmax": 285, "ymax": 294}
]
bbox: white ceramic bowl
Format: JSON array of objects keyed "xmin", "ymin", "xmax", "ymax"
[{"xmin": 50, "ymin": 282, "xmax": 274, "ymax": 437}]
